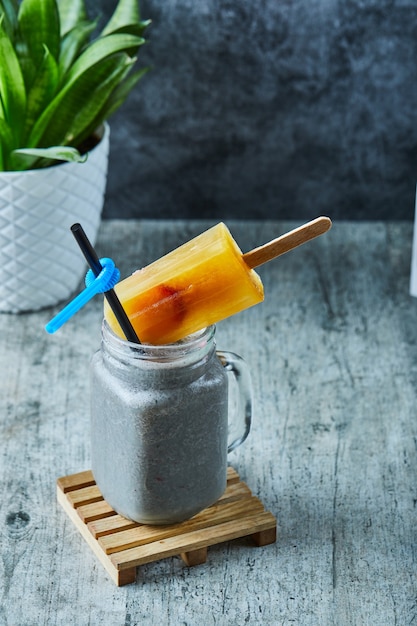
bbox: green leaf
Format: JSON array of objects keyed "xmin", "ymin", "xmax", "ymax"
[
  {"xmin": 27, "ymin": 32, "xmax": 144, "ymax": 147},
  {"xmin": 57, "ymin": 0, "xmax": 88, "ymax": 37},
  {"xmin": 13, "ymin": 145, "xmax": 86, "ymax": 161},
  {"xmin": 67, "ymin": 32, "xmax": 144, "ymax": 82},
  {"xmin": 14, "ymin": 29, "xmax": 35, "ymax": 92},
  {"xmin": 101, "ymin": 0, "xmax": 140, "ymax": 36},
  {"xmin": 63, "ymin": 54, "xmax": 135, "ymax": 146},
  {"xmin": 0, "ymin": 115, "xmax": 14, "ymax": 169},
  {"xmin": 0, "ymin": 79, "xmax": 7, "ymax": 119},
  {"xmin": 0, "ymin": 16, "xmax": 26, "ymax": 141},
  {"xmin": 59, "ymin": 18, "xmax": 98, "ymax": 80},
  {"xmin": 29, "ymin": 54, "xmax": 131, "ymax": 147},
  {"xmin": 101, "ymin": 65, "xmax": 149, "ymax": 120},
  {"xmin": 105, "ymin": 19, "xmax": 151, "ymax": 38},
  {"xmin": 24, "ymin": 46, "xmax": 59, "ymax": 143},
  {"xmin": 0, "ymin": 0, "xmax": 18, "ymax": 39},
  {"xmin": 18, "ymin": 0, "xmax": 60, "ymax": 65}
]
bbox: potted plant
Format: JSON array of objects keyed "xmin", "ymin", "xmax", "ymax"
[{"xmin": 0, "ymin": 0, "xmax": 150, "ymax": 312}]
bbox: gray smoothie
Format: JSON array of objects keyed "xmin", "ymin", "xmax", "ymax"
[{"xmin": 90, "ymin": 324, "xmax": 229, "ymax": 525}]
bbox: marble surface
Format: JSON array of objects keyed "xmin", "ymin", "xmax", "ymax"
[{"xmin": 1, "ymin": 219, "xmax": 417, "ymax": 624}]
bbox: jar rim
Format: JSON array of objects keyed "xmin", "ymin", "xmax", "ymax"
[{"xmin": 101, "ymin": 319, "xmax": 216, "ymax": 362}]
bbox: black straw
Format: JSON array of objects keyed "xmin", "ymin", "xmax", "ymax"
[{"xmin": 71, "ymin": 223, "xmax": 141, "ymax": 344}]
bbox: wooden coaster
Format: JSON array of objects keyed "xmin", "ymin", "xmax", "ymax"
[{"xmin": 57, "ymin": 467, "xmax": 277, "ymax": 586}]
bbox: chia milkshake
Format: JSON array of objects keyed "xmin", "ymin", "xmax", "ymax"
[{"xmin": 90, "ymin": 322, "xmax": 251, "ymax": 525}]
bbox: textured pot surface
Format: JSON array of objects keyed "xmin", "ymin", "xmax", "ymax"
[{"xmin": 0, "ymin": 124, "xmax": 110, "ymax": 312}]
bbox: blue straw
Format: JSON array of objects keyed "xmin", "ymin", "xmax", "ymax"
[{"xmin": 70, "ymin": 224, "xmax": 141, "ymax": 344}]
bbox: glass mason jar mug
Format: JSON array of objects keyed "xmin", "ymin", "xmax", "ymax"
[{"xmin": 90, "ymin": 321, "xmax": 252, "ymax": 525}]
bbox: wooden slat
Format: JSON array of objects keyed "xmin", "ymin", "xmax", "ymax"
[
  {"xmin": 226, "ymin": 466, "xmax": 240, "ymax": 484},
  {"xmin": 99, "ymin": 497, "xmax": 265, "ymax": 555},
  {"xmin": 57, "ymin": 470, "xmax": 95, "ymax": 493},
  {"xmin": 111, "ymin": 512, "xmax": 277, "ymax": 570},
  {"xmin": 88, "ymin": 514, "xmax": 139, "ymax": 539},
  {"xmin": 77, "ymin": 500, "xmax": 116, "ymax": 524},
  {"xmin": 217, "ymin": 481, "xmax": 252, "ymax": 503},
  {"xmin": 66, "ymin": 485, "xmax": 103, "ymax": 508}
]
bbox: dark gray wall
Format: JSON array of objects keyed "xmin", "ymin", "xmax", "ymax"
[{"xmin": 97, "ymin": 1, "xmax": 417, "ymax": 220}]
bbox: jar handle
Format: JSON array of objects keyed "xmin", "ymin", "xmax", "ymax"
[{"xmin": 216, "ymin": 350, "xmax": 252, "ymax": 453}]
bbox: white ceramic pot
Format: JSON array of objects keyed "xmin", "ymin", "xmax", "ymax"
[{"xmin": 0, "ymin": 123, "xmax": 110, "ymax": 313}]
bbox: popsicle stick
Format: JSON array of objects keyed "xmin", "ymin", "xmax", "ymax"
[{"xmin": 242, "ymin": 216, "xmax": 332, "ymax": 269}]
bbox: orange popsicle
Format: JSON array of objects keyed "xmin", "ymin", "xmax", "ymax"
[{"xmin": 105, "ymin": 217, "xmax": 331, "ymax": 345}]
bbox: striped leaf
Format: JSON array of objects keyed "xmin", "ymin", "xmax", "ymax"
[
  {"xmin": 63, "ymin": 54, "xmax": 136, "ymax": 147},
  {"xmin": 58, "ymin": 18, "xmax": 98, "ymax": 80},
  {"xmin": 67, "ymin": 32, "xmax": 144, "ymax": 82},
  {"xmin": 24, "ymin": 46, "xmax": 59, "ymax": 143},
  {"xmin": 0, "ymin": 16, "xmax": 26, "ymax": 142},
  {"xmin": 0, "ymin": 0, "xmax": 18, "ymax": 39},
  {"xmin": 27, "ymin": 33, "xmax": 144, "ymax": 146},
  {"xmin": 101, "ymin": 0, "xmax": 140, "ymax": 36},
  {"xmin": 101, "ymin": 65, "xmax": 149, "ymax": 121},
  {"xmin": 57, "ymin": 0, "xmax": 88, "ymax": 37},
  {"xmin": 12, "ymin": 145, "xmax": 86, "ymax": 171},
  {"xmin": 27, "ymin": 32, "xmax": 144, "ymax": 148},
  {"xmin": 18, "ymin": 0, "xmax": 60, "ymax": 64},
  {"xmin": 105, "ymin": 20, "xmax": 151, "ymax": 38},
  {"xmin": 0, "ymin": 115, "xmax": 14, "ymax": 169},
  {"xmin": 35, "ymin": 54, "xmax": 132, "ymax": 148}
]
